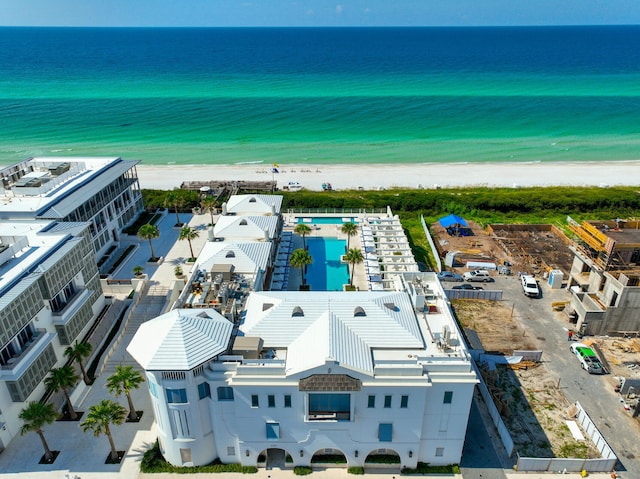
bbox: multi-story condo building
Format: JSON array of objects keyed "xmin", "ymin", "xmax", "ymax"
[
  {"xmin": 0, "ymin": 157, "xmax": 144, "ymax": 258},
  {"xmin": 567, "ymin": 218, "xmax": 640, "ymax": 335},
  {"xmin": 0, "ymin": 220, "xmax": 105, "ymax": 449},
  {"xmin": 128, "ymin": 273, "xmax": 477, "ymax": 469}
]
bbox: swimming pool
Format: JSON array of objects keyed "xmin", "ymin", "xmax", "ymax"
[
  {"xmin": 298, "ymin": 217, "xmax": 356, "ymax": 225},
  {"xmin": 306, "ymin": 237, "xmax": 349, "ymax": 291}
]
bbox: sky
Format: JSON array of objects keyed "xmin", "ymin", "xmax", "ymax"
[{"xmin": 1, "ymin": 0, "xmax": 639, "ymax": 27}]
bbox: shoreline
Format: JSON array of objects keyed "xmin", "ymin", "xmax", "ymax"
[{"xmin": 136, "ymin": 161, "xmax": 640, "ymax": 191}]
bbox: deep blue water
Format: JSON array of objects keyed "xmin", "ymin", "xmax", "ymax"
[{"xmin": 1, "ymin": 26, "xmax": 639, "ymax": 166}]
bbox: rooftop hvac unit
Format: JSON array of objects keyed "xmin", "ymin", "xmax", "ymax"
[{"xmin": 442, "ymin": 325, "xmax": 451, "ymax": 347}]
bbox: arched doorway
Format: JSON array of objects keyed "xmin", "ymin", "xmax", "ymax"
[
  {"xmin": 310, "ymin": 448, "xmax": 348, "ymax": 468},
  {"xmin": 364, "ymin": 448, "xmax": 401, "ymax": 472},
  {"xmin": 257, "ymin": 448, "xmax": 291, "ymax": 469}
]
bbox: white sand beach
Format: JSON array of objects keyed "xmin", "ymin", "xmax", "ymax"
[{"xmin": 136, "ymin": 161, "xmax": 640, "ymax": 191}]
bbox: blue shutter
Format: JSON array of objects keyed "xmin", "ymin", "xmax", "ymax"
[
  {"xmin": 378, "ymin": 423, "xmax": 392, "ymax": 442},
  {"xmin": 266, "ymin": 422, "xmax": 280, "ymax": 440}
]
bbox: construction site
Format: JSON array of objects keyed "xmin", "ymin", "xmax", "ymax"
[{"xmin": 431, "ymin": 219, "xmax": 575, "ymax": 276}]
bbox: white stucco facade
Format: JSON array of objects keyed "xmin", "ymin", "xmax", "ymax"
[{"xmin": 128, "ymin": 274, "xmax": 477, "ymax": 468}]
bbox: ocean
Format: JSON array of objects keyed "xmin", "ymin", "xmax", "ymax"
[{"xmin": 1, "ymin": 26, "xmax": 639, "ymax": 167}]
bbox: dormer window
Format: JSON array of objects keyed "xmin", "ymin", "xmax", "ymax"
[
  {"xmin": 292, "ymin": 306, "xmax": 304, "ymax": 317},
  {"xmin": 225, "ymin": 251, "xmax": 236, "ymax": 258},
  {"xmin": 384, "ymin": 302, "xmax": 398, "ymax": 312},
  {"xmin": 354, "ymin": 306, "xmax": 366, "ymax": 317},
  {"xmin": 249, "ymin": 197, "xmax": 257, "ymax": 203},
  {"xmin": 239, "ymin": 219, "xmax": 248, "ymax": 226}
]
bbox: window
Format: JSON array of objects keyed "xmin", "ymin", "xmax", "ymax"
[
  {"xmin": 227, "ymin": 447, "xmax": 236, "ymax": 456},
  {"xmin": 284, "ymin": 395, "xmax": 292, "ymax": 408},
  {"xmin": 251, "ymin": 395, "xmax": 259, "ymax": 408},
  {"xmin": 368, "ymin": 395, "xmax": 376, "ymax": 408},
  {"xmin": 400, "ymin": 395, "xmax": 408, "ymax": 408},
  {"xmin": 198, "ymin": 382, "xmax": 211, "ymax": 400},
  {"xmin": 217, "ymin": 387, "xmax": 234, "ymax": 401},
  {"xmin": 149, "ymin": 382, "xmax": 158, "ymax": 398},
  {"xmin": 308, "ymin": 393, "xmax": 351, "ymax": 421},
  {"xmin": 268, "ymin": 395, "xmax": 276, "ymax": 408},
  {"xmin": 384, "ymin": 395, "xmax": 392, "ymax": 408},
  {"xmin": 443, "ymin": 391, "xmax": 453, "ymax": 404},
  {"xmin": 435, "ymin": 447, "xmax": 444, "ymax": 457},
  {"xmin": 266, "ymin": 422, "xmax": 280, "ymax": 440},
  {"xmin": 166, "ymin": 388, "xmax": 187, "ymax": 404},
  {"xmin": 378, "ymin": 423, "xmax": 393, "ymax": 442}
]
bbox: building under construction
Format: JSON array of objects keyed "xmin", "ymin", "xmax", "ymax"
[{"xmin": 567, "ymin": 218, "xmax": 640, "ymax": 336}]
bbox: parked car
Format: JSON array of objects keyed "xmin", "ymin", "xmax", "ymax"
[
  {"xmin": 570, "ymin": 342, "xmax": 606, "ymax": 374},
  {"xmin": 437, "ymin": 271, "xmax": 463, "ymax": 282},
  {"xmin": 521, "ymin": 275, "xmax": 540, "ymax": 298},
  {"xmin": 453, "ymin": 283, "xmax": 484, "ymax": 290},
  {"xmin": 463, "ymin": 270, "xmax": 492, "ymax": 282}
]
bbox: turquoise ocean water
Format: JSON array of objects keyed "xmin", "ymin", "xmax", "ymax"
[{"xmin": 1, "ymin": 26, "xmax": 639, "ymax": 167}]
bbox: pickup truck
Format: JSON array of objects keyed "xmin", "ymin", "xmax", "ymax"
[
  {"xmin": 463, "ymin": 270, "xmax": 491, "ymax": 282},
  {"xmin": 521, "ymin": 275, "xmax": 540, "ymax": 298},
  {"xmin": 570, "ymin": 342, "xmax": 606, "ymax": 374}
]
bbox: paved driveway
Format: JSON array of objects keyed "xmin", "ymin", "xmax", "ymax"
[{"xmin": 487, "ymin": 274, "xmax": 639, "ymax": 474}]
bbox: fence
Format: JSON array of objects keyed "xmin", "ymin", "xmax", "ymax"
[
  {"xmin": 515, "ymin": 401, "xmax": 617, "ymax": 472},
  {"xmin": 285, "ymin": 208, "xmax": 387, "ymax": 215},
  {"xmin": 420, "ymin": 214, "xmax": 441, "ymax": 272},
  {"xmin": 472, "ymin": 361, "xmax": 515, "ymax": 457},
  {"xmin": 446, "ymin": 289, "xmax": 503, "ymax": 301}
]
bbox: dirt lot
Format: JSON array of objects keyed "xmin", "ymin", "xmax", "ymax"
[{"xmin": 454, "ymin": 299, "xmax": 600, "ymax": 459}]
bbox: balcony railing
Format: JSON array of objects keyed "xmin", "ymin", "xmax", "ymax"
[{"xmin": 1, "ymin": 328, "xmax": 47, "ymax": 370}]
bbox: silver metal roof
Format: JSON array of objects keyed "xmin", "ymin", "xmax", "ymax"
[{"xmin": 127, "ymin": 309, "xmax": 233, "ymax": 371}]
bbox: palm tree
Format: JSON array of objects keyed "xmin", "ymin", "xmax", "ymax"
[
  {"xmin": 179, "ymin": 225, "xmax": 200, "ymax": 260},
  {"xmin": 289, "ymin": 248, "xmax": 312, "ymax": 288},
  {"xmin": 137, "ymin": 223, "xmax": 160, "ymax": 261},
  {"xmin": 295, "ymin": 223, "xmax": 312, "ymax": 250},
  {"xmin": 345, "ymin": 248, "xmax": 364, "ymax": 287},
  {"xmin": 64, "ymin": 340, "xmax": 93, "ymax": 385},
  {"xmin": 106, "ymin": 365, "xmax": 145, "ymax": 422},
  {"xmin": 164, "ymin": 191, "xmax": 184, "ymax": 226},
  {"xmin": 200, "ymin": 196, "xmax": 218, "ymax": 226},
  {"xmin": 19, "ymin": 401, "xmax": 59, "ymax": 462},
  {"xmin": 44, "ymin": 365, "xmax": 80, "ymax": 420},
  {"xmin": 341, "ymin": 222, "xmax": 358, "ymax": 251},
  {"xmin": 80, "ymin": 399, "xmax": 127, "ymax": 462}
]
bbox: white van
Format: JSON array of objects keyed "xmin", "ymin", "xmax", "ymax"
[{"xmin": 463, "ymin": 270, "xmax": 491, "ymax": 282}]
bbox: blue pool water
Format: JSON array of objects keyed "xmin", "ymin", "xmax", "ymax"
[
  {"xmin": 298, "ymin": 217, "xmax": 356, "ymax": 225},
  {"xmin": 306, "ymin": 237, "xmax": 349, "ymax": 291}
]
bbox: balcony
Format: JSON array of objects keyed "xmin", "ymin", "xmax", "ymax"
[
  {"xmin": 51, "ymin": 289, "xmax": 92, "ymax": 323},
  {"xmin": 1, "ymin": 329, "xmax": 48, "ymax": 371}
]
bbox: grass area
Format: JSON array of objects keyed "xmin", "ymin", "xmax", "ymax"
[
  {"xmin": 140, "ymin": 440, "xmax": 257, "ymax": 473},
  {"xmin": 348, "ymin": 467, "xmax": 365, "ymax": 474}
]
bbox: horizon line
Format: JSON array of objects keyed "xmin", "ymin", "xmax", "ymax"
[{"xmin": 1, "ymin": 23, "xmax": 639, "ymax": 29}]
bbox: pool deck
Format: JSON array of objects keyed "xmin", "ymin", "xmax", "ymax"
[{"xmin": 282, "ymin": 218, "xmax": 370, "ymax": 292}]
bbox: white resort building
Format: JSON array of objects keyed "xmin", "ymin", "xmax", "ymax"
[
  {"xmin": 0, "ymin": 157, "xmax": 144, "ymax": 259},
  {"xmin": 127, "ymin": 199, "xmax": 477, "ymax": 470},
  {"xmin": 0, "ymin": 220, "xmax": 105, "ymax": 449}
]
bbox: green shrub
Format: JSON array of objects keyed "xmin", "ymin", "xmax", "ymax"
[
  {"xmin": 294, "ymin": 466, "xmax": 313, "ymax": 475},
  {"xmin": 140, "ymin": 440, "xmax": 257, "ymax": 474},
  {"xmin": 401, "ymin": 462, "xmax": 460, "ymax": 474},
  {"xmin": 310, "ymin": 454, "xmax": 347, "ymax": 464},
  {"xmin": 348, "ymin": 466, "xmax": 365, "ymax": 474},
  {"xmin": 365, "ymin": 454, "xmax": 401, "ymax": 464}
]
